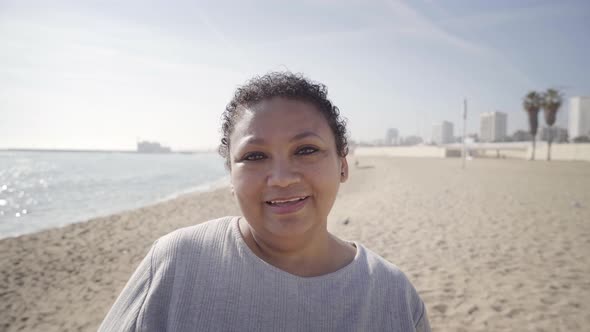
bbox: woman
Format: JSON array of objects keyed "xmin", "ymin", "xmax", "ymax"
[{"xmin": 100, "ymin": 72, "xmax": 430, "ymax": 331}]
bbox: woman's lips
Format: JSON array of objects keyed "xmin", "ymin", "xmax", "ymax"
[{"xmin": 265, "ymin": 196, "xmax": 309, "ymax": 215}]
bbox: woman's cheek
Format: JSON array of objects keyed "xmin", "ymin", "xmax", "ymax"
[{"xmin": 234, "ymin": 169, "xmax": 262, "ymax": 195}]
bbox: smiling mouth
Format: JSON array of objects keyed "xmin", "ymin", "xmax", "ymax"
[{"xmin": 265, "ymin": 196, "xmax": 309, "ymax": 206}]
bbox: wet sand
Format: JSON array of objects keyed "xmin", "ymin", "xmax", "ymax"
[{"xmin": 1, "ymin": 157, "xmax": 589, "ymax": 331}]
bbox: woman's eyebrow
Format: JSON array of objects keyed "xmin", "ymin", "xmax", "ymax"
[
  {"xmin": 239, "ymin": 135, "xmax": 267, "ymax": 147},
  {"xmin": 290, "ymin": 131, "xmax": 325, "ymax": 143}
]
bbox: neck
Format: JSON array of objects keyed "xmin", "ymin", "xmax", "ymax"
[{"xmin": 238, "ymin": 218, "xmax": 354, "ymax": 277}]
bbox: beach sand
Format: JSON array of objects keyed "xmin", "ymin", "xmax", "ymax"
[{"xmin": 1, "ymin": 157, "xmax": 589, "ymax": 331}]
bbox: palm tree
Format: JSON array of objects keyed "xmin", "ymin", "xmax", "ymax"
[
  {"xmin": 542, "ymin": 88, "xmax": 563, "ymax": 161},
  {"xmin": 523, "ymin": 91, "xmax": 542, "ymax": 160}
]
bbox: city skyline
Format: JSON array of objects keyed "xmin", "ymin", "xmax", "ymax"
[{"xmin": 1, "ymin": 1, "xmax": 589, "ymax": 150}]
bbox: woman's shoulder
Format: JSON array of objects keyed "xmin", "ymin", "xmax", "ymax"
[
  {"xmin": 355, "ymin": 244, "xmax": 422, "ymax": 301},
  {"xmin": 150, "ymin": 216, "xmax": 236, "ymax": 261},
  {"xmin": 357, "ymin": 244, "xmax": 407, "ymax": 281},
  {"xmin": 355, "ymin": 243, "xmax": 428, "ymax": 327}
]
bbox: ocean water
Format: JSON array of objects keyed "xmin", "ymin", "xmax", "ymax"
[{"xmin": 0, "ymin": 151, "xmax": 228, "ymax": 239}]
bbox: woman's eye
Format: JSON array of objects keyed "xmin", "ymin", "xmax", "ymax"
[
  {"xmin": 296, "ymin": 147, "xmax": 318, "ymax": 155},
  {"xmin": 242, "ymin": 152, "xmax": 266, "ymax": 161}
]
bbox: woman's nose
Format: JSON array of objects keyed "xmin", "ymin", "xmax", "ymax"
[{"xmin": 266, "ymin": 160, "xmax": 301, "ymax": 188}]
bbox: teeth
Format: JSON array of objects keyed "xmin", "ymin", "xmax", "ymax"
[{"xmin": 269, "ymin": 197, "xmax": 306, "ymax": 204}]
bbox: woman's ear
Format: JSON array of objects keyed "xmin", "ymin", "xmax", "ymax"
[{"xmin": 340, "ymin": 157, "xmax": 349, "ymax": 183}]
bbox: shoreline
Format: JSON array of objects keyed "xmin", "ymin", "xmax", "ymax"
[
  {"xmin": 0, "ymin": 175, "xmax": 230, "ymax": 240},
  {"xmin": 1, "ymin": 156, "xmax": 589, "ymax": 331}
]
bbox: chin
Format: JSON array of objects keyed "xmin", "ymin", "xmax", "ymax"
[{"xmin": 263, "ymin": 214, "xmax": 319, "ymax": 238}]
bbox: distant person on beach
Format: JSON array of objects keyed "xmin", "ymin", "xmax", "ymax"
[{"xmin": 100, "ymin": 72, "xmax": 430, "ymax": 331}]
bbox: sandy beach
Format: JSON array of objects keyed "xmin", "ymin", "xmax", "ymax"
[{"xmin": 1, "ymin": 157, "xmax": 589, "ymax": 331}]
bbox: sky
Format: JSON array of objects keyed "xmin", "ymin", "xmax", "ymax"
[{"xmin": 1, "ymin": 0, "xmax": 589, "ymax": 150}]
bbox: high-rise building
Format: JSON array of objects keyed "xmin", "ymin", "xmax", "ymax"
[
  {"xmin": 569, "ymin": 96, "xmax": 590, "ymax": 140},
  {"xmin": 432, "ymin": 121, "xmax": 454, "ymax": 145},
  {"xmin": 480, "ymin": 111, "xmax": 508, "ymax": 142},
  {"xmin": 385, "ymin": 128, "xmax": 399, "ymax": 146}
]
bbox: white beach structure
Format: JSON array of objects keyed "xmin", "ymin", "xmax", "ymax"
[{"xmin": 569, "ymin": 96, "xmax": 590, "ymax": 140}]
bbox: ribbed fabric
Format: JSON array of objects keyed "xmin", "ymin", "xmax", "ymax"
[{"xmin": 99, "ymin": 217, "xmax": 431, "ymax": 332}]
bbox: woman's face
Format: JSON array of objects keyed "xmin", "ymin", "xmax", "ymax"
[{"xmin": 229, "ymin": 98, "xmax": 348, "ymax": 242}]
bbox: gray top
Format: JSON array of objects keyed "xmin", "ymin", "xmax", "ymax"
[{"xmin": 100, "ymin": 216, "xmax": 431, "ymax": 331}]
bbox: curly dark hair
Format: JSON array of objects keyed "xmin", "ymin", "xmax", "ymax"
[{"xmin": 218, "ymin": 72, "xmax": 348, "ymax": 169}]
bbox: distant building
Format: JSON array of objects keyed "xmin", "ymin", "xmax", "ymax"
[
  {"xmin": 385, "ymin": 128, "xmax": 399, "ymax": 146},
  {"xmin": 537, "ymin": 127, "xmax": 568, "ymax": 143},
  {"xmin": 454, "ymin": 136, "xmax": 466, "ymax": 143},
  {"xmin": 466, "ymin": 133, "xmax": 479, "ymax": 142},
  {"xmin": 512, "ymin": 130, "xmax": 532, "ymax": 142},
  {"xmin": 400, "ymin": 135, "xmax": 423, "ymax": 146},
  {"xmin": 137, "ymin": 141, "xmax": 172, "ymax": 153},
  {"xmin": 432, "ymin": 121, "xmax": 454, "ymax": 145},
  {"xmin": 480, "ymin": 111, "xmax": 508, "ymax": 142},
  {"xmin": 569, "ymin": 96, "xmax": 590, "ymax": 140}
]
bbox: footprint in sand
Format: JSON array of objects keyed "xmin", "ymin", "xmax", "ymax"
[
  {"xmin": 506, "ymin": 308, "xmax": 523, "ymax": 318},
  {"xmin": 568, "ymin": 302, "xmax": 580, "ymax": 308},
  {"xmin": 491, "ymin": 304, "xmax": 503, "ymax": 312},
  {"xmin": 433, "ymin": 304, "xmax": 448, "ymax": 315}
]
